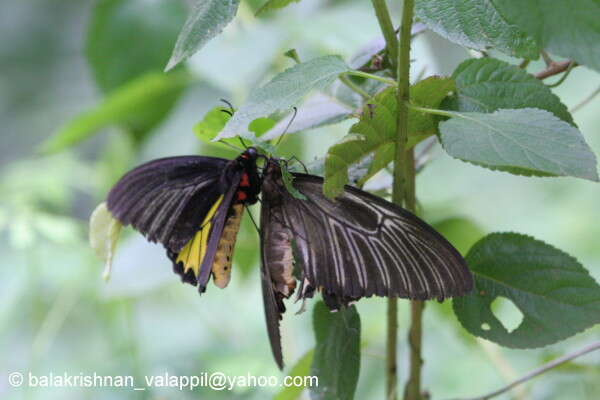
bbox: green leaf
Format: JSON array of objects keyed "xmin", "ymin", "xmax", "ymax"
[
  {"xmin": 89, "ymin": 202, "xmax": 122, "ymax": 281},
  {"xmin": 415, "ymin": 0, "xmax": 539, "ymax": 58},
  {"xmin": 249, "ymin": 117, "xmax": 277, "ymax": 137},
  {"xmin": 439, "ymin": 108, "xmax": 599, "ymax": 181},
  {"xmin": 274, "ymin": 349, "xmax": 314, "ymax": 400},
  {"xmin": 42, "ymin": 72, "xmax": 191, "ymax": 153},
  {"xmin": 445, "ymin": 58, "xmax": 574, "ymax": 124},
  {"xmin": 166, "ymin": 0, "xmax": 241, "ymax": 71},
  {"xmin": 218, "ymin": 56, "xmax": 351, "ymax": 139},
  {"xmin": 324, "ymin": 78, "xmax": 455, "ymax": 198},
  {"xmin": 410, "ymin": 76, "xmax": 457, "ymax": 136},
  {"xmin": 194, "ymin": 106, "xmax": 233, "ymax": 142},
  {"xmin": 311, "ymin": 301, "xmax": 360, "ymax": 400},
  {"xmin": 493, "ymin": 0, "xmax": 600, "ymax": 71},
  {"xmin": 453, "ymin": 232, "xmax": 600, "ymax": 348},
  {"xmin": 257, "ymin": 0, "xmax": 301, "ymax": 15},
  {"xmin": 87, "ymin": 0, "xmax": 187, "ymax": 139},
  {"xmin": 280, "ymin": 162, "xmax": 307, "ymax": 200}
]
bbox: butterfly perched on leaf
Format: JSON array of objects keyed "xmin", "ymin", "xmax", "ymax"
[{"xmin": 97, "ymin": 147, "xmax": 473, "ymax": 368}]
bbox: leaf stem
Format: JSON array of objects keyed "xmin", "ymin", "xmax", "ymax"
[
  {"xmin": 370, "ymin": 0, "xmax": 399, "ymax": 74},
  {"xmin": 339, "ymin": 74, "xmax": 372, "ymax": 99},
  {"xmin": 408, "ymin": 104, "xmax": 455, "ymax": 118},
  {"xmin": 343, "ymin": 70, "xmax": 397, "ymax": 86},
  {"xmin": 446, "ymin": 341, "xmax": 600, "ymax": 400}
]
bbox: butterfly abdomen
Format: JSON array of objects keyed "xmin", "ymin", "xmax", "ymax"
[{"xmin": 212, "ymin": 204, "xmax": 245, "ymax": 288}]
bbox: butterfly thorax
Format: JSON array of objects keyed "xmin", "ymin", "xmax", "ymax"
[{"xmin": 221, "ymin": 148, "xmax": 261, "ymax": 205}]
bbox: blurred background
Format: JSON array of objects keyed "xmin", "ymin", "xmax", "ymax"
[{"xmin": 1, "ymin": 0, "xmax": 598, "ymax": 399}]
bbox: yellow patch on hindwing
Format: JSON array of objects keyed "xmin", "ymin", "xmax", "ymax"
[
  {"xmin": 212, "ymin": 204, "xmax": 244, "ymax": 288},
  {"xmin": 176, "ymin": 196, "xmax": 224, "ymax": 277},
  {"xmin": 175, "ymin": 197, "xmax": 244, "ymax": 289}
]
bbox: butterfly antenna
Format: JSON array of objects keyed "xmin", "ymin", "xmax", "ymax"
[
  {"xmin": 238, "ymin": 137, "xmax": 249, "ymax": 150},
  {"xmin": 220, "ymin": 99, "xmax": 235, "ymax": 114},
  {"xmin": 275, "ymin": 106, "xmax": 298, "ymax": 147},
  {"xmin": 288, "ymin": 155, "xmax": 309, "ymax": 174}
]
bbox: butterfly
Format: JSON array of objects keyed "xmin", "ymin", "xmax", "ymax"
[{"xmin": 105, "ymin": 147, "xmax": 473, "ymax": 368}]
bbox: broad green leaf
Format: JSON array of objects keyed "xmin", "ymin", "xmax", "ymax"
[
  {"xmin": 257, "ymin": 0, "xmax": 301, "ymax": 15},
  {"xmin": 274, "ymin": 349, "xmax": 314, "ymax": 400},
  {"xmin": 42, "ymin": 72, "xmax": 191, "ymax": 153},
  {"xmin": 439, "ymin": 108, "xmax": 599, "ymax": 181},
  {"xmin": 445, "ymin": 58, "xmax": 574, "ymax": 124},
  {"xmin": 166, "ymin": 0, "xmax": 241, "ymax": 71},
  {"xmin": 415, "ymin": 0, "xmax": 539, "ymax": 58},
  {"xmin": 87, "ymin": 0, "xmax": 187, "ymax": 139},
  {"xmin": 432, "ymin": 217, "xmax": 485, "ymax": 256},
  {"xmin": 453, "ymin": 233, "xmax": 600, "ymax": 348},
  {"xmin": 218, "ymin": 56, "xmax": 351, "ymax": 139},
  {"xmin": 493, "ymin": 0, "xmax": 600, "ymax": 71},
  {"xmin": 324, "ymin": 78, "xmax": 455, "ymax": 198},
  {"xmin": 89, "ymin": 202, "xmax": 122, "ymax": 281},
  {"xmin": 310, "ymin": 301, "xmax": 360, "ymax": 400}
]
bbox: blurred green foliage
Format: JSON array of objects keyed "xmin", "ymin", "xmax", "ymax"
[{"xmin": 1, "ymin": 0, "xmax": 599, "ymax": 399}]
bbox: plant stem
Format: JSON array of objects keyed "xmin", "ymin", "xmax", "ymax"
[
  {"xmin": 389, "ymin": 0, "xmax": 417, "ymax": 399},
  {"xmin": 371, "ymin": 0, "xmax": 399, "ymax": 74},
  {"xmin": 339, "ymin": 74, "xmax": 372, "ymax": 99},
  {"xmin": 408, "ymin": 104, "xmax": 455, "ymax": 118},
  {"xmin": 386, "ymin": 297, "xmax": 398, "ymax": 400},
  {"xmin": 446, "ymin": 341, "xmax": 600, "ymax": 400},
  {"xmin": 535, "ymin": 60, "xmax": 577, "ymax": 80},
  {"xmin": 343, "ymin": 70, "xmax": 398, "ymax": 86},
  {"xmin": 396, "ymin": 2, "xmax": 422, "ymax": 399}
]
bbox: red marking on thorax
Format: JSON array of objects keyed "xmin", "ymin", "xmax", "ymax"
[
  {"xmin": 240, "ymin": 173, "xmax": 250, "ymax": 187},
  {"xmin": 237, "ymin": 191, "xmax": 248, "ymax": 201}
]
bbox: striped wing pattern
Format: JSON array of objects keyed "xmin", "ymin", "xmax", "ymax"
[
  {"xmin": 107, "ymin": 156, "xmax": 229, "ymax": 252},
  {"xmin": 260, "ymin": 168, "xmax": 472, "ymax": 368},
  {"xmin": 265, "ymin": 172, "xmax": 473, "ymax": 305}
]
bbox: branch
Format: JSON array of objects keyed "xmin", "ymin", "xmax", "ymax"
[
  {"xmin": 446, "ymin": 341, "xmax": 600, "ymax": 400},
  {"xmin": 570, "ymin": 85, "xmax": 600, "ymax": 114},
  {"xmin": 371, "ymin": 0, "xmax": 399, "ymax": 75},
  {"xmin": 535, "ymin": 60, "xmax": 577, "ymax": 80},
  {"xmin": 391, "ymin": 1, "xmax": 421, "ymax": 399}
]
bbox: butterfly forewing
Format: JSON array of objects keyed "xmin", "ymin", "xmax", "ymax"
[
  {"xmin": 260, "ymin": 166, "xmax": 473, "ymax": 309},
  {"xmin": 106, "ymin": 152, "xmax": 261, "ymax": 293},
  {"xmin": 107, "ymin": 156, "xmax": 228, "ymax": 252}
]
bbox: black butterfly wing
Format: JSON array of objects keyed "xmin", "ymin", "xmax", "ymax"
[
  {"xmin": 259, "ymin": 195, "xmax": 294, "ymax": 369},
  {"xmin": 107, "ymin": 156, "xmax": 230, "ymax": 253},
  {"xmin": 261, "ymin": 169, "xmax": 473, "ymax": 308}
]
